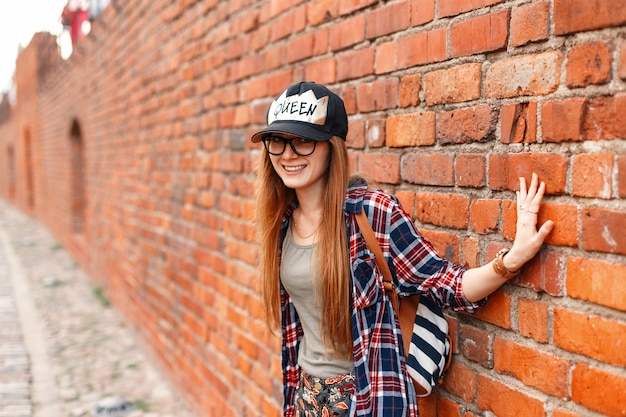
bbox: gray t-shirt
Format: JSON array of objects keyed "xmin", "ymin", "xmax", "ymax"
[{"xmin": 280, "ymin": 221, "xmax": 354, "ymax": 378}]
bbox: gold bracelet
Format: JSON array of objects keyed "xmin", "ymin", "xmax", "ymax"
[{"xmin": 492, "ymin": 248, "xmax": 521, "ymax": 279}]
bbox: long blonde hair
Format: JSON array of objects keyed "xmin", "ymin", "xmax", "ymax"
[{"xmin": 255, "ymin": 136, "xmax": 352, "ymax": 358}]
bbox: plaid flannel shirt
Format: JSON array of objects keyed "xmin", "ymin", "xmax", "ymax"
[{"xmin": 279, "ymin": 178, "xmax": 482, "ymax": 417}]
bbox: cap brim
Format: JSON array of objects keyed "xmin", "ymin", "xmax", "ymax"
[{"xmin": 250, "ymin": 120, "xmax": 333, "ymax": 143}]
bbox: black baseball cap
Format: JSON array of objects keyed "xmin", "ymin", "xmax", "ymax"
[{"xmin": 250, "ymin": 82, "xmax": 348, "ymax": 143}]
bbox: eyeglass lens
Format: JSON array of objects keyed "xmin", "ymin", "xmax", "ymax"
[{"xmin": 263, "ymin": 137, "xmax": 316, "ymax": 156}]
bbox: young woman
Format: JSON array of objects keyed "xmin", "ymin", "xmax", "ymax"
[{"xmin": 251, "ymin": 82, "xmax": 554, "ymax": 417}]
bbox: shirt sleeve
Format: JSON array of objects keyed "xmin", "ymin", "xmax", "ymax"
[
  {"xmin": 381, "ymin": 193, "xmax": 484, "ymax": 312},
  {"xmin": 281, "ymin": 288, "xmax": 302, "ymax": 416}
]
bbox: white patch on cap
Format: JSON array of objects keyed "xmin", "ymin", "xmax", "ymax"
[{"xmin": 267, "ymin": 89, "xmax": 328, "ymax": 126}]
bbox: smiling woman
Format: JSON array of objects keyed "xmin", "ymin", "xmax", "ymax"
[{"xmin": 251, "ymin": 81, "xmax": 554, "ymax": 417}]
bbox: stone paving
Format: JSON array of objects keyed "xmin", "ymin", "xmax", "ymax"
[{"xmin": 0, "ymin": 200, "xmax": 197, "ymax": 417}]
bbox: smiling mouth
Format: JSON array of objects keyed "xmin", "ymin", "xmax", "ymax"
[{"xmin": 283, "ymin": 165, "xmax": 306, "ymax": 172}]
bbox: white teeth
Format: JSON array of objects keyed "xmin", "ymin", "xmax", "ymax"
[{"xmin": 283, "ymin": 165, "xmax": 306, "ymax": 172}]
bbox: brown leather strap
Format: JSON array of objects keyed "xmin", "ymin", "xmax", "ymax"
[{"xmin": 355, "ymin": 210, "xmax": 420, "ymax": 357}]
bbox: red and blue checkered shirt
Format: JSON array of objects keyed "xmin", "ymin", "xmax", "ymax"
[{"xmin": 279, "ymin": 178, "xmax": 482, "ymax": 416}]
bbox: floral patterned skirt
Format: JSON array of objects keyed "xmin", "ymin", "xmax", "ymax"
[{"xmin": 294, "ymin": 371, "xmax": 355, "ymax": 417}]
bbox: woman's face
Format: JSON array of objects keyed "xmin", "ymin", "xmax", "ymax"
[{"xmin": 267, "ymin": 135, "xmax": 331, "ymax": 193}]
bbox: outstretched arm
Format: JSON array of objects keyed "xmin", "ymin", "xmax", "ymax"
[{"xmin": 462, "ymin": 173, "xmax": 555, "ymax": 302}]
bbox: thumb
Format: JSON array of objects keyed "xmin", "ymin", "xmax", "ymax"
[{"xmin": 537, "ymin": 220, "xmax": 555, "ymax": 241}]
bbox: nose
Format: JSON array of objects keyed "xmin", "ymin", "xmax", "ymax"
[{"xmin": 281, "ymin": 141, "xmax": 298, "ymax": 158}]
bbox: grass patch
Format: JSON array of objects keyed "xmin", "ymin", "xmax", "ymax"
[
  {"xmin": 134, "ymin": 399, "xmax": 149, "ymax": 412},
  {"xmin": 92, "ymin": 286, "xmax": 111, "ymax": 307}
]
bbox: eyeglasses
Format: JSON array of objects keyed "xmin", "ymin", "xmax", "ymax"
[{"xmin": 262, "ymin": 136, "xmax": 317, "ymax": 156}]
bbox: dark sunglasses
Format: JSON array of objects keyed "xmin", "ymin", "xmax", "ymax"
[{"xmin": 262, "ymin": 136, "xmax": 317, "ymax": 156}]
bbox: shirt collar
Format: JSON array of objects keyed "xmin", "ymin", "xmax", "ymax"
[{"xmin": 343, "ymin": 175, "xmax": 368, "ymax": 214}]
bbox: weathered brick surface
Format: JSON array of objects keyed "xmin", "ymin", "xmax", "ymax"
[{"xmin": 0, "ymin": 2, "xmax": 624, "ymax": 417}]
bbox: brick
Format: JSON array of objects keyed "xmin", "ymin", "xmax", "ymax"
[
  {"xmin": 442, "ymin": 363, "xmax": 477, "ymax": 402},
  {"xmin": 437, "ymin": 105, "xmax": 498, "ymax": 144},
  {"xmin": 395, "ymin": 190, "xmax": 415, "ymax": 218},
  {"xmin": 341, "ymin": 85, "xmax": 357, "ymax": 114},
  {"xmin": 397, "ymin": 28, "xmax": 447, "ymax": 69},
  {"xmin": 553, "ymin": 411, "xmax": 579, "ymax": 417},
  {"xmin": 439, "ymin": 0, "xmax": 502, "ymax": 17},
  {"xmin": 554, "ymin": 0, "xmax": 626, "ymax": 35},
  {"xmin": 488, "ymin": 153, "xmax": 568, "ymax": 195},
  {"xmin": 306, "ymin": 0, "xmax": 337, "ymax": 25},
  {"xmin": 494, "ymin": 338, "xmax": 570, "ymax": 398},
  {"xmin": 338, "ymin": 0, "xmax": 377, "ymax": 15},
  {"xmin": 347, "ymin": 119, "xmax": 366, "ymax": 149},
  {"xmin": 411, "ymin": 0, "xmax": 435, "ymax": 25},
  {"xmin": 271, "ymin": 7, "xmax": 306, "ymax": 42},
  {"xmin": 572, "ymin": 363, "xmax": 626, "ymax": 417},
  {"xmin": 619, "ymin": 155, "xmax": 626, "ymax": 197},
  {"xmin": 542, "ymin": 250, "xmax": 566, "ymax": 296},
  {"xmin": 399, "ymin": 73, "xmax": 421, "ymax": 108},
  {"xmin": 472, "ymin": 290, "xmax": 511, "ymax": 329},
  {"xmin": 356, "ymin": 78, "xmax": 398, "ymax": 113},
  {"xmin": 329, "ymin": 14, "xmax": 365, "ymax": 51},
  {"xmin": 423, "ymin": 63, "xmax": 482, "ymax": 105},
  {"xmin": 485, "ymin": 51, "xmax": 562, "ymax": 99},
  {"xmin": 287, "ymin": 32, "xmax": 315, "ymax": 63},
  {"xmin": 456, "ymin": 154, "xmax": 486, "ymax": 188},
  {"xmin": 375, "ymin": 41, "xmax": 395, "ymax": 75},
  {"xmin": 518, "ymin": 298, "xmax": 549, "ymax": 343},
  {"xmin": 386, "ymin": 112, "xmax": 436, "ymax": 147},
  {"xmin": 469, "ymin": 199, "xmax": 500, "ymax": 234},
  {"xmin": 450, "ymin": 10, "xmax": 510, "ymax": 57},
  {"xmin": 567, "ymin": 257, "xmax": 626, "ymax": 312},
  {"xmin": 417, "ymin": 396, "xmax": 437, "ymax": 417},
  {"xmin": 358, "ymin": 152, "xmax": 401, "ymax": 184},
  {"xmin": 415, "ymin": 192, "xmax": 469, "ymax": 229},
  {"xmin": 566, "ymin": 41, "xmax": 612, "ymax": 88},
  {"xmin": 541, "ymin": 98, "xmax": 586, "ymax": 142},
  {"xmin": 510, "ymin": 2, "xmax": 549, "ymax": 46},
  {"xmin": 571, "ymin": 153, "xmax": 613, "ymax": 199},
  {"xmin": 420, "ymin": 229, "xmax": 461, "ymax": 263},
  {"xmin": 582, "ymin": 207, "xmax": 626, "ymax": 255},
  {"xmin": 554, "ymin": 308, "xmax": 626, "ymax": 367},
  {"xmin": 365, "ymin": 118, "xmax": 386, "ymax": 148},
  {"xmin": 438, "ymin": 398, "xmax": 463, "ymax": 417},
  {"xmin": 401, "ymin": 153, "xmax": 454, "ymax": 186},
  {"xmin": 461, "ymin": 236, "xmax": 480, "ymax": 268},
  {"xmin": 477, "ymin": 377, "xmax": 546, "ymax": 417},
  {"xmin": 336, "ymin": 47, "xmax": 374, "ymax": 81},
  {"xmin": 459, "ymin": 325, "xmax": 491, "ymax": 367},
  {"xmin": 583, "ymin": 94, "xmax": 626, "ymax": 141},
  {"xmin": 366, "ymin": 1, "xmax": 410, "ymax": 39},
  {"xmin": 500, "ymin": 102, "xmax": 537, "ymax": 144},
  {"xmin": 264, "ymin": 44, "xmax": 287, "ymax": 70}
]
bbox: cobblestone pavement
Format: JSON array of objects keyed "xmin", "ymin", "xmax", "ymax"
[{"xmin": 0, "ymin": 200, "xmax": 197, "ymax": 417}]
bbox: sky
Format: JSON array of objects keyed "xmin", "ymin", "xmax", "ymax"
[{"xmin": 0, "ymin": 0, "xmax": 70, "ymax": 94}]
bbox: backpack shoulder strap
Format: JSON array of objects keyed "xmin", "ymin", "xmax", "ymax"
[{"xmin": 355, "ymin": 210, "xmax": 420, "ymax": 357}]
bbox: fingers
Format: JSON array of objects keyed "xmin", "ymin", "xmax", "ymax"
[
  {"xmin": 519, "ymin": 173, "xmax": 546, "ymax": 215},
  {"xmin": 527, "ymin": 178, "xmax": 546, "ymax": 215},
  {"xmin": 518, "ymin": 176, "xmax": 528, "ymax": 204}
]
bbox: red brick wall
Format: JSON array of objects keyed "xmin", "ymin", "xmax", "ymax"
[{"xmin": 1, "ymin": 1, "xmax": 625, "ymax": 416}]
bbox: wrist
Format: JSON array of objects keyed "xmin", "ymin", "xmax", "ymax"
[{"xmin": 492, "ymin": 248, "xmax": 521, "ymax": 279}]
